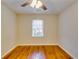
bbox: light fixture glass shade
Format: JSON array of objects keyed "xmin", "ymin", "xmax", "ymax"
[
  {"xmin": 30, "ymin": 0, "xmax": 43, "ymax": 9},
  {"xmin": 36, "ymin": 1, "xmax": 43, "ymax": 8},
  {"xmin": 30, "ymin": 0, "xmax": 37, "ymax": 8}
]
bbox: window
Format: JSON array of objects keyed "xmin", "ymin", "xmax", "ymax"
[{"xmin": 32, "ymin": 20, "xmax": 44, "ymax": 37}]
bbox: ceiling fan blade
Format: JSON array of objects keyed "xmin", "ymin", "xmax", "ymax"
[
  {"xmin": 21, "ymin": 2, "xmax": 29, "ymax": 7},
  {"xmin": 41, "ymin": 5, "xmax": 47, "ymax": 10}
]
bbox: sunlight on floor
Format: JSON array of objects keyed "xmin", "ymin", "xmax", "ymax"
[{"xmin": 28, "ymin": 52, "xmax": 46, "ymax": 59}]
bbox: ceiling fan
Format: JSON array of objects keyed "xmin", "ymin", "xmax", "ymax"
[{"xmin": 21, "ymin": 0, "xmax": 47, "ymax": 10}]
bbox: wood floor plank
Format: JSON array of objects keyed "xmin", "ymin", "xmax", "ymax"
[
  {"xmin": 44, "ymin": 46, "xmax": 57, "ymax": 59},
  {"xmin": 17, "ymin": 46, "xmax": 30, "ymax": 59},
  {"xmin": 7, "ymin": 46, "xmax": 25, "ymax": 59},
  {"xmin": 2, "ymin": 45, "xmax": 73, "ymax": 59}
]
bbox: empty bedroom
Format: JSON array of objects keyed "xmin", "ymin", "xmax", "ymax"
[{"xmin": 1, "ymin": 0, "xmax": 78, "ymax": 59}]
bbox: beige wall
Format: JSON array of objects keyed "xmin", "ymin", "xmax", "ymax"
[
  {"xmin": 59, "ymin": 2, "xmax": 78, "ymax": 59},
  {"xmin": 1, "ymin": 3, "xmax": 16, "ymax": 56},
  {"xmin": 16, "ymin": 14, "xmax": 58, "ymax": 45}
]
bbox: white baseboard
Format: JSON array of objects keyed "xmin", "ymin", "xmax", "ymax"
[
  {"xmin": 17, "ymin": 43, "xmax": 58, "ymax": 46},
  {"xmin": 58, "ymin": 44, "xmax": 76, "ymax": 59},
  {"xmin": 2, "ymin": 45, "xmax": 18, "ymax": 58}
]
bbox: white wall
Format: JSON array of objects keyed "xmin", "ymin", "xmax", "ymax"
[
  {"xmin": 16, "ymin": 14, "xmax": 58, "ymax": 45},
  {"xmin": 1, "ymin": 3, "xmax": 16, "ymax": 56},
  {"xmin": 59, "ymin": 2, "xmax": 78, "ymax": 59}
]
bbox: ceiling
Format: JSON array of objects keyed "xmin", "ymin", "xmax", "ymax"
[{"xmin": 2, "ymin": 0, "xmax": 77, "ymax": 14}]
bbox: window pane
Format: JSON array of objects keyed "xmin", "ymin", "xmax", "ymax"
[{"xmin": 32, "ymin": 20, "xmax": 43, "ymax": 37}]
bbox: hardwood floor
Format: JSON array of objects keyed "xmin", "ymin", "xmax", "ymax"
[{"xmin": 2, "ymin": 45, "xmax": 73, "ymax": 59}]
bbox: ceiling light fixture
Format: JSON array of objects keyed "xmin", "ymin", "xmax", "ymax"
[
  {"xmin": 30, "ymin": 0, "xmax": 43, "ymax": 9},
  {"xmin": 21, "ymin": 0, "xmax": 47, "ymax": 10}
]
